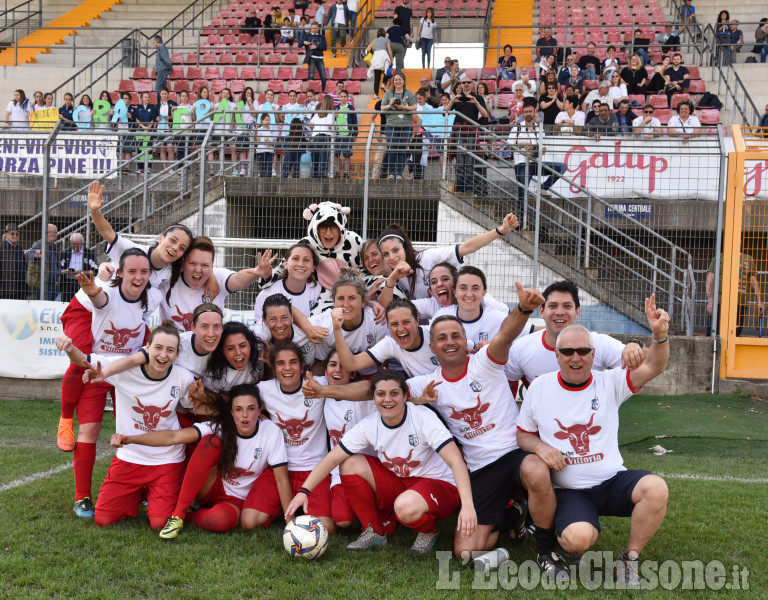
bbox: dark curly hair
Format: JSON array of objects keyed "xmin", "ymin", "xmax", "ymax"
[
  {"xmin": 206, "ymin": 322, "xmax": 266, "ymax": 385},
  {"xmin": 109, "ymin": 247, "xmax": 151, "ymax": 310}
]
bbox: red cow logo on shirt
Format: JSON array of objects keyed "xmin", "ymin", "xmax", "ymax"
[
  {"xmin": 381, "ymin": 449, "xmax": 420, "ymax": 477},
  {"xmin": 449, "ymin": 396, "xmax": 489, "ymax": 430},
  {"xmin": 171, "ymin": 305, "xmax": 193, "ymax": 332},
  {"xmin": 328, "ymin": 422, "xmax": 347, "ymax": 447},
  {"xmin": 132, "ymin": 398, "xmax": 173, "ymax": 431},
  {"xmin": 553, "ymin": 414, "xmax": 601, "ymax": 456},
  {"xmin": 275, "ymin": 410, "xmax": 314, "ymax": 444},
  {"xmin": 223, "ymin": 466, "xmax": 255, "ymax": 486},
  {"xmin": 104, "ymin": 322, "xmax": 143, "ymax": 349}
]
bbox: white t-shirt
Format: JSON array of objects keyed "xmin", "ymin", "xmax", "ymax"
[
  {"xmin": 608, "ymin": 84, "xmax": 627, "ymax": 101},
  {"xmin": 253, "ymin": 279, "xmax": 321, "ymax": 320},
  {"xmin": 6, "ymin": 100, "xmax": 31, "ymax": 129},
  {"xmin": 159, "ymin": 268, "xmax": 234, "ymax": 331},
  {"xmin": 105, "ymin": 233, "xmax": 172, "ymax": 289},
  {"xmin": 252, "ymin": 321, "xmax": 316, "ymax": 367},
  {"xmin": 419, "ymin": 18, "xmax": 436, "ymax": 39},
  {"xmin": 310, "ymin": 113, "xmax": 335, "ymax": 137},
  {"xmin": 194, "ymin": 419, "xmax": 287, "ymax": 499},
  {"xmin": 174, "ymin": 103, "xmax": 194, "ymax": 129},
  {"xmin": 339, "ymin": 404, "xmax": 455, "ymax": 483},
  {"xmin": 407, "ymin": 346, "xmax": 519, "ymax": 472},
  {"xmin": 334, "ymin": 4, "xmax": 346, "ymax": 25},
  {"xmin": 431, "ymin": 305, "xmax": 508, "ymax": 346},
  {"xmin": 366, "ymin": 325, "xmax": 439, "ymax": 377},
  {"xmin": 314, "ymin": 307, "xmax": 387, "ymax": 375},
  {"xmin": 257, "ymin": 376, "xmax": 328, "ymax": 471},
  {"xmin": 203, "ymin": 361, "xmax": 264, "ymax": 393},
  {"xmin": 667, "ymin": 114, "xmax": 701, "ymax": 133},
  {"xmin": 175, "ymin": 331, "xmax": 211, "ymax": 377},
  {"xmin": 98, "ymin": 357, "xmax": 195, "ymax": 466},
  {"xmin": 324, "ymin": 396, "xmax": 376, "ymax": 486},
  {"xmin": 505, "ymin": 329, "xmax": 625, "ymax": 387},
  {"xmin": 632, "ymin": 115, "xmax": 661, "ymax": 135},
  {"xmin": 75, "ymin": 282, "xmax": 160, "ymax": 356},
  {"xmin": 395, "ymin": 245, "xmax": 463, "ymax": 300},
  {"xmin": 412, "ymin": 291, "xmax": 508, "ymax": 322},
  {"xmin": 256, "ymin": 125, "xmax": 276, "ymax": 153},
  {"xmin": 555, "ymin": 110, "xmax": 586, "ymax": 126},
  {"xmin": 517, "ymin": 368, "xmax": 640, "ymax": 489}
]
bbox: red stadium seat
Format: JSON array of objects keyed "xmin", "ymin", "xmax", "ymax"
[
  {"xmin": 222, "ymin": 34, "xmax": 236, "ymax": 45},
  {"xmin": 258, "ymin": 67, "xmax": 275, "ymax": 79},
  {"xmin": 283, "ymin": 52, "xmax": 299, "ymax": 64},
  {"xmin": 688, "ymin": 80, "xmax": 706, "ymax": 94},
  {"xmin": 583, "ymin": 79, "xmax": 598, "ymax": 91},
  {"xmin": 286, "ymin": 80, "xmax": 303, "ymax": 92},
  {"xmin": 168, "ymin": 67, "xmax": 184, "ymax": 80},
  {"xmin": 699, "ymin": 108, "xmax": 720, "ymax": 124},
  {"xmin": 171, "ymin": 53, "xmax": 185, "ymax": 64},
  {"xmin": 628, "ymin": 94, "xmax": 645, "ymax": 106},
  {"xmin": 686, "ymin": 66, "xmax": 700, "ymax": 79},
  {"xmin": 218, "ymin": 53, "xmax": 234, "ymax": 64},
  {"xmin": 185, "ymin": 53, "xmax": 198, "ymax": 65},
  {"xmin": 306, "ymin": 80, "xmax": 323, "ymax": 92},
  {"xmin": 480, "ymin": 67, "xmax": 496, "ymax": 79},
  {"xmin": 210, "ymin": 79, "xmax": 226, "ymax": 93},
  {"xmin": 654, "ymin": 108, "xmax": 672, "ymax": 124},
  {"xmin": 670, "ymin": 93, "xmax": 690, "ymax": 107},
  {"xmin": 240, "ymin": 66, "xmax": 257, "ymax": 79},
  {"xmin": 483, "ymin": 80, "xmax": 496, "ymax": 93},
  {"xmin": 234, "ymin": 53, "xmax": 250, "ymax": 64},
  {"xmin": 136, "ymin": 80, "xmax": 153, "ymax": 92},
  {"xmin": 230, "ymin": 80, "xmax": 245, "ymax": 93},
  {"xmin": 204, "ymin": 66, "xmax": 221, "ymax": 79},
  {"xmin": 222, "ymin": 66, "xmax": 239, "ymax": 79},
  {"xmin": 201, "ymin": 54, "xmax": 217, "ymax": 65},
  {"xmin": 295, "ymin": 68, "xmax": 309, "ymax": 80},
  {"xmin": 131, "ymin": 67, "xmax": 149, "ymax": 79},
  {"xmin": 267, "ymin": 52, "xmax": 282, "ymax": 64},
  {"xmin": 118, "ymin": 79, "xmax": 135, "ymax": 92},
  {"xmin": 350, "ymin": 67, "xmax": 367, "ymax": 80},
  {"xmin": 496, "ymin": 94, "xmax": 512, "ymax": 108},
  {"xmin": 649, "ymin": 95, "xmax": 668, "ymax": 108},
  {"xmin": 192, "ymin": 79, "xmax": 207, "ymax": 92},
  {"xmin": 346, "ymin": 81, "xmax": 361, "ymax": 94},
  {"xmin": 238, "ymin": 34, "xmax": 251, "ymax": 44},
  {"xmin": 267, "ymin": 79, "xmax": 285, "ymax": 92},
  {"xmin": 277, "ymin": 66, "xmax": 294, "ymax": 79},
  {"xmin": 331, "ymin": 68, "xmax": 348, "ymax": 80},
  {"xmin": 277, "ymin": 92, "xmax": 289, "ymax": 104},
  {"xmin": 187, "ymin": 66, "xmax": 202, "ymax": 79},
  {"xmin": 498, "ymin": 80, "xmax": 514, "ymax": 93}
]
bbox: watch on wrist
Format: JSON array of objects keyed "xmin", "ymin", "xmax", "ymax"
[{"xmin": 517, "ymin": 304, "xmax": 534, "ymax": 315}]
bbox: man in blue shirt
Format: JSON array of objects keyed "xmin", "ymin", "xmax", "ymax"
[
  {"xmin": 303, "ymin": 22, "xmax": 328, "ymax": 91},
  {"xmin": 153, "ymin": 35, "xmax": 173, "ymax": 96},
  {"xmin": 27, "ymin": 223, "xmax": 60, "ymax": 301},
  {"xmin": 614, "ymin": 100, "xmax": 638, "ymax": 135}
]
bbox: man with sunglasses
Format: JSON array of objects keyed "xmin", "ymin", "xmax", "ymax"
[
  {"xmin": 505, "ymin": 281, "xmax": 645, "ymax": 389},
  {"xmin": 633, "ymin": 105, "xmax": 661, "ymax": 139},
  {"xmin": 516, "ymin": 295, "xmax": 670, "ymax": 588}
]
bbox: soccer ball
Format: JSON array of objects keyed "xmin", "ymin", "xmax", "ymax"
[{"xmin": 283, "ymin": 515, "xmax": 329, "ymax": 560}]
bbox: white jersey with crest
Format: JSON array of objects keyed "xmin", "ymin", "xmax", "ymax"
[
  {"xmin": 412, "ymin": 292, "xmax": 509, "ymax": 322},
  {"xmin": 257, "ymin": 376, "xmax": 327, "ymax": 471},
  {"xmin": 252, "ymin": 322, "xmax": 316, "ymax": 367},
  {"xmin": 254, "ymin": 279, "xmax": 321, "ymax": 320},
  {"xmin": 105, "ymin": 233, "xmax": 172, "ymax": 289},
  {"xmin": 407, "ymin": 346, "xmax": 519, "ymax": 472},
  {"xmin": 431, "ymin": 305, "xmax": 508, "ymax": 346},
  {"xmin": 396, "ymin": 245, "xmax": 463, "ymax": 300},
  {"xmin": 203, "ymin": 362, "xmax": 264, "ymax": 394},
  {"xmin": 323, "ymin": 397, "xmax": 376, "ymax": 487},
  {"xmin": 194, "ymin": 419, "xmax": 288, "ymax": 500},
  {"xmin": 159, "ymin": 268, "xmax": 234, "ymax": 332},
  {"xmin": 505, "ymin": 330, "xmax": 625, "ymax": 387},
  {"xmin": 339, "ymin": 404, "xmax": 455, "ymax": 484},
  {"xmin": 517, "ymin": 368, "xmax": 639, "ymax": 489},
  {"xmin": 366, "ymin": 326, "xmax": 439, "ymax": 377},
  {"xmin": 76, "ymin": 283, "xmax": 161, "ymax": 356},
  {"xmin": 96, "ymin": 355, "xmax": 195, "ymax": 466},
  {"xmin": 314, "ymin": 307, "xmax": 387, "ymax": 375},
  {"xmin": 176, "ymin": 331, "xmax": 211, "ymax": 376}
]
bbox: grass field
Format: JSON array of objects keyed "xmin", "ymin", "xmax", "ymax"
[{"xmin": 1, "ymin": 392, "xmax": 766, "ymax": 599}]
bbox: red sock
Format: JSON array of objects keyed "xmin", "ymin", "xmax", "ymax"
[
  {"xmin": 172, "ymin": 435, "xmax": 221, "ymax": 517},
  {"xmin": 341, "ymin": 474, "xmax": 384, "ymax": 535},
  {"xmin": 61, "ymin": 364, "xmax": 86, "ymax": 420},
  {"xmin": 73, "ymin": 441, "xmax": 96, "ymax": 501},
  {"xmin": 398, "ymin": 511, "xmax": 437, "ymax": 533},
  {"xmin": 187, "ymin": 503, "xmax": 239, "ymax": 532}
]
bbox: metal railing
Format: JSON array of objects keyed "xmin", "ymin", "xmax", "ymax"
[{"xmin": 0, "ymin": 0, "xmax": 41, "ymax": 46}]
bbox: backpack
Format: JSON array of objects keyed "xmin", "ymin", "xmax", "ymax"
[{"xmin": 697, "ymin": 92, "xmax": 723, "ymax": 110}]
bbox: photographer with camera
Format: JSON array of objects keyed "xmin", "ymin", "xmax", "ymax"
[
  {"xmin": 381, "ymin": 72, "xmax": 418, "ymax": 180},
  {"xmin": 446, "ymin": 77, "xmax": 488, "ymax": 195}
]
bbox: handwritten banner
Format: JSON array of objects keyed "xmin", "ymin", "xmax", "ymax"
[
  {"xmin": 29, "ymin": 108, "xmax": 60, "ymax": 131},
  {"xmin": 0, "ymin": 133, "xmax": 118, "ymax": 179}
]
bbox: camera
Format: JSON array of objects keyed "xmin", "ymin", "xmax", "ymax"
[{"xmin": 393, "ymin": 98, "xmax": 402, "ymax": 105}]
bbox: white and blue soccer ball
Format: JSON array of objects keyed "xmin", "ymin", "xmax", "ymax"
[{"xmin": 283, "ymin": 515, "xmax": 329, "ymax": 560}]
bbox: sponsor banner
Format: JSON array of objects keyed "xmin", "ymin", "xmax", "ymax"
[
  {"xmin": 0, "ymin": 300, "xmax": 257, "ymax": 379},
  {"xmin": 0, "ymin": 133, "xmax": 118, "ymax": 179}
]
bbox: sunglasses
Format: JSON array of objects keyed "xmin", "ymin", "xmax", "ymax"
[
  {"xmin": 644, "ymin": 110, "xmax": 654, "ymax": 114},
  {"xmin": 557, "ymin": 347, "xmax": 593, "ymax": 357}
]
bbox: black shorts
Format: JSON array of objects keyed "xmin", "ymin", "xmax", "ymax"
[
  {"xmin": 554, "ymin": 469, "xmax": 653, "ymax": 534},
  {"xmin": 469, "ymin": 448, "xmax": 529, "ymax": 527}
]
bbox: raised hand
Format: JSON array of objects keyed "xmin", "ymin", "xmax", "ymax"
[
  {"xmin": 253, "ymin": 249, "xmax": 278, "ymax": 279},
  {"xmin": 302, "ymin": 371, "xmax": 325, "ymax": 399},
  {"xmin": 498, "ymin": 212, "xmax": 519, "ymax": 235},
  {"xmin": 330, "ymin": 307, "xmax": 345, "ymax": 330},
  {"xmin": 76, "ymin": 270, "xmax": 100, "ymax": 297},
  {"xmin": 645, "ymin": 293, "xmax": 669, "ymax": 339},
  {"xmin": 55, "ymin": 335, "xmax": 74, "ymax": 353},
  {"xmin": 514, "ymin": 281, "xmax": 545, "ymax": 312},
  {"xmin": 87, "ymin": 180, "xmax": 105, "ymax": 213}
]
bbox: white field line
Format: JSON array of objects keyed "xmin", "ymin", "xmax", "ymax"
[
  {"xmin": 657, "ymin": 472, "xmax": 768, "ymax": 484},
  {"xmin": 0, "ymin": 450, "xmax": 113, "ymax": 493}
]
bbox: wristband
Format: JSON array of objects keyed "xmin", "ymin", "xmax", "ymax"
[
  {"xmin": 385, "ymin": 280, "xmax": 396, "ymax": 288},
  {"xmin": 297, "ymin": 486, "xmax": 311, "ymax": 496},
  {"xmin": 627, "ymin": 338, "xmax": 643, "ymax": 348},
  {"xmin": 517, "ymin": 304, "xmax": 534, "ymax": 315},
  {"xmin": 495, "ymin": 227, "xmax": 506, "ymax": 236},
  {"xmin": 651, "ymin": 336, "xmax": 668, "ymax": 344}
]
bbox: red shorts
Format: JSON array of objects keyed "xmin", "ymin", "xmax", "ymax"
[
  {"xmin": 199, "ymin": 476, "xmax": 245, "ymax": 512},
  {"xmin": 95, "ymin": 457, "xmax": 185, "ymax": 525},
  {"xmin": 243, "ymin": 467, "xmax": 332, "ymax": 519},
  {"xmin": 61, "ymin": 297, "xmax": 94, "ymax": 354},
  {"xmin": 76, "ymin": 381, "xmax": 115, "ymax": 425},
  {"xmin": 364, "ymin": 455, "xmax": 460, "ymax": 520},
  {"xmin": 331, "ymin": 484, "xmax": 356, "ymax": 524}
]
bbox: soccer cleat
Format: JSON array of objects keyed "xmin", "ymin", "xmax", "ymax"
[
  {"xmin": 504, "ymin": 498, "xmax": 530, "ymax": 544},
  {"xmin": 56, "ymin": 417, "xmax": 75, "ymax": 452},
  {"xmin": 615, "ymin": 551, "xmax": 642, "ymax": 588},
  {"xmin": 537, "ymin": 551, "xmax": 571, "ymax": 582},
  {"xmin": 159, "ymin": 516, "xmax": 184, "ymax": 540},
  {"xmin": 346, "ymin": 525, "xmax": 387, "ymax": 550},
  {"xmin": 410, "ymin": 530, "xmax": 439, "ymax": 555},
  {"xmin": 73, "ymin": 497, "xmax": 94, "ymax": 518}
]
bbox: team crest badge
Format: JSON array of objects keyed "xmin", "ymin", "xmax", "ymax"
[
  {"xmin": 431, "ymin": 356, "xmax": 439, "ymax": 365},
  {"xmin": 366, "ymin": 333, "xmax": 374, "ymax": 345},
  {"xmin": 254, "ymin": 448, "xmax": 262, "ymax": 460},
  {"xmin": 479, "ymin": 332, "xmax": 488, "ymax": 341},
  {"xmin": 304, "ymin": 398, "xmax": 314, "ymax": 408},
  {"xmin": 408, "ymin": 434, "xmax": 420, "ymax": 447},
  {"xmin": 469, "ymin": 380, "xmax": 483, "ymax": 393},
  {"xmin": 170, "ymin": 386, "xmax": 180, "ymax": 399},
  {"xmin": 422, "ymin": 273, "xmax": 430, "ymax": 285},
  {"xmin": 344, "ymin": 409, "xmax": 353, "ymax": 422},
  {"xmin": 591, "ymin": 397, "xmax": 600, "ymax": 411}
]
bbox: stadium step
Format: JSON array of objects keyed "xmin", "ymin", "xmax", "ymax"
[{"xmin": 486, "ymin": 0, "xmax": 534, "ymax": 68}]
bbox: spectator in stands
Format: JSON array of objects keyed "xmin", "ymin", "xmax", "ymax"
[
  {"xmin": 0, "ymin": 223, "xmax": 26, "ymax": 300},
  {"xmin": 633, "ymin": 104, "xmax": 662, "ymax": 139},
  {"xmin": 31, "ymin": 91, "xmax": 43, "ymax": 112},
  {"xmin": 513, "ymin": 66, "xmax": 537, "ymax": 97},
  {"xmin": 242, "ymin": 8, "xmax": 262, "ymax": 35},
  {"xmin": 172, "ymin": 89, "xmax": 194, "ymax": 161},
  {"xmin": 193, "ymin": 86, "xmax": 211, "ymax": 154},
  {"xmin": 647, "ymin": 54, "xmax": 671, "ymax": 93},
  {"xmin": 538, "ymin": 68, "xmax": 559, "ymax": 96},
  {"xmin": 75, "ymin": 94, "xmax": 94, "ymax": 129},
  {"xmin": 614, "ymin": 99, "xmax": 637, "ymax": 135},
  {"xmin": 233, "ymin": 87, "xmax": 257, "ymax": 176},
  {"xmin": 416, "ymin": 7, "xmax": 437, "ymax": 69},
  {"xmin": 754, "ymin": 19, "xmax": 768, "ymax": 63},
  {"xmin": 536, "ymin": 27, "xmax": 558, "ymax": 60},
  {"xmin": 304, "ymin": 22, "xmax": 328, "ymax": 92},
  {"xmin": 601, "ymin": 46, "xmax": 621, "ymax": 80},
  {"xmin": 208, "ymin": 88, "xmax": 235, "ymax": 169},
  {"xmin": 153, "ymin": 35, "xmax": 173, "ymax": 97},
  {"xmin": 96, "ymin": 91, "xmax": 114, "ymax": 130},
  {"xmin": 5, "ymin": 89, "xmax": 31, "ymax": 129},
  {"xmin": 448, "ymin": 76, "xmax": 489, "ymax": 194},
  {"xmin": 416, "ymin": 76, "xmax": 440, "ymax": 107},
  {"xmin": 678, "ymin": 0, "xmax": 697, "ymax": 35},
  {"xmin": 577, "ymin": 43, "xmax": 601, "ymax": 80},
  {"xmin": 584, "ymin": 98, "xmax": 602, "ymax": 123},
  {"xmin": 116, "ymin": 91, "xmax": 135, "ymax": 164},
  {"xmin": 581, "ymin": 80, "xmax": 613, "ymax": 112},
  {"xmin": 497, "ymin": 44, "xmax": 517, "ymax": 80},
  {"xmin": 586, "ymin": 103, "xmax": 619, "ymax": 138},
  {"xmin": 538, "ymin": 53, "xmax": 556, "ymax": 77},
  {"xmin": 382, "ymin": 72, "xmax": 417, "ymax": 179},
  {"xmin": 557, "ymin": 54, "xmax": 578, "ymax": 86},
  {"xmin": 664, "ymin": 53, "xmax": 689, "ymax": 104},
  {"xmin": 59, "ymin": 233, "xmax": 99, "ymax": 303},
  {"xmin": 43, "ymin": 92, "xmax": 54, "ymax": 109},
  {"xmin": 282, "ymin": 118, "xmax": 305, "ymax": 177},
  {"xmin": 441, "ymin": 59, "xmax": 463, "ymax": 94},
  {"xmin": 715, "ymin": 10, "xmax": 729, "ymax": 33},
  {"xmin": 255, "ymin": 113, "xmax": 276, "ymax": 176},
  {"xmin": 258, "ymin": 89, "xmax": 279, "ymax": 175},
  {"xmin": 435, "ymin": 56, "xmax": 452, "ymax": 89},
  {"xmin": 656, "ymin": 23, "xmax": 681, "ymax": 55},
  {"xmin": 668, "ymin": 99, "xmax": 701, "ymax": 141},
  {"xmin": 630, "ymin": 29, "xmax": 652, "ymax": 66},
  {"xmin": 395, "ymin": 0, "xmax": 413, "ymax": 39},
  {"xmin": 313, "ymin": 0, "xmax": 325, "ymax": 27},
  {"xmin": 134, "ymin": 91, "xmax": 159, "ymax": 173},
  {"xmin": 282, "ymin": 89, "xmax": 304, "ymax": 127},
  {"xmin": 727, "ymin": 21, "xmax": 743, "ymax": 57},
  {"xmin": 555, "ymin": 95, "xmax": 585, "ymax": 133},
  {"xmin": 295, "ymin": 0, "xmax": 310, "ymax": 17},
  {"xmin": 155, "ymin": 88, "xmax": 176, "ymax": 170},
  {"xmin": 265, "ymin": 7, "xmax": 281, "ymax": 47},
  {"xmin": 302, "ymin": 88, "xmax": 319, "ymax": 132},
  {"xmin": 366, "ymin": 29, "xmax": 393, "ymax": 100},
  {"xmin": 621, "ymin": 54, "xmax": 648, "ymax": 95},
  {"xmin": 707, "ymin": 250, "xmax": 764, "ymax": 337},
  {"xmin": 564, "ymin": 66, "xmax": 583, "ymax": 96},
  {"xmin": 309, "ymin": 95, "xmax": 335, "ymax": 178},
  {"xmin": 27, "ymin": 223, "xmax": 60, "ymax": 301},
  {"xmin": 297, "ymin": 15, "xmax": 311, "ymax": 44},
  {"xmin": 760, "ymin": 104, "xmax": 768, "ymax": 128},
  {"xmin": 334, "ymin": 89, "xmax": 357, "ymax": 178},
  {"xmin": 608, "ymin": 71, "xmax": 628, "ymax": 104},
  {"xmin": 508, "ymin": 84, "xmax": 527, "ymax": 122},
  {"xmin": 325, "ymin": 0, "xmax": 351, "ymax": 57},
  {"xmin": 281, "ymin": 9, "xmax": 300, "ymax": 45},
  {"xmin": 508, "ymin": 97, "xmax": 566, "ymax": 220},
  {"xmin": 386, "ymin": 17, "xmax": 410, "ymax": 73},
  {"xmin": 538, "ymin": 81, "xmax": 562, "ymax": 127}
]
